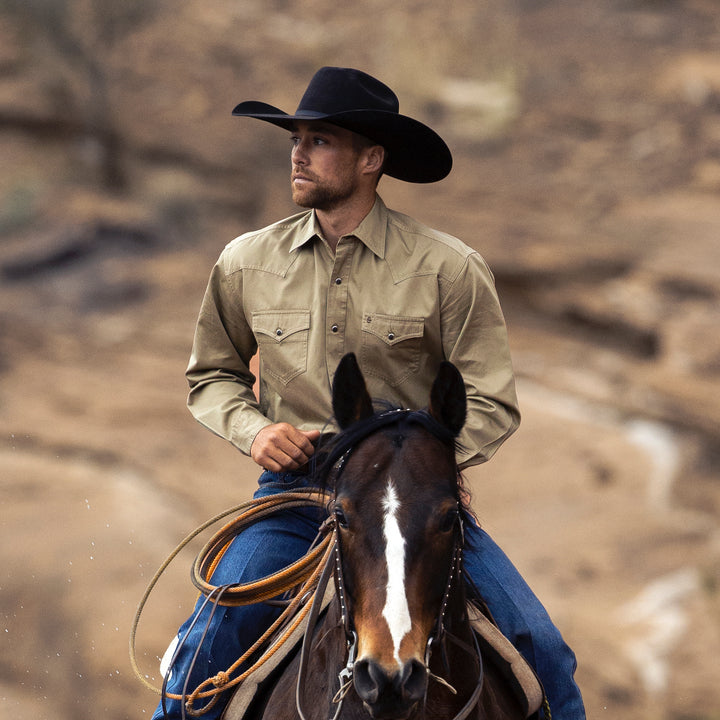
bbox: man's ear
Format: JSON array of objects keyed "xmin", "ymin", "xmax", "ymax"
[{"xmin": 362, "ymin": 145, "xmax": 386, "ymax": 176}]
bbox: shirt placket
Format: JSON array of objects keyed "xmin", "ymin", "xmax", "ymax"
[{"xmin": 325, "ymin": 239, "xmax": 357, "ymax": 378}]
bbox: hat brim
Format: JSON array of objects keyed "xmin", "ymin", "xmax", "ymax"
[{"xmin": 232, "ymin": 101, "xmax": 452, "ymax": 184}]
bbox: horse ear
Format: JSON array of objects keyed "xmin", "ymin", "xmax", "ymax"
[
  {"xmin": 428, "ymin": 361, "xmax": 466, "ymax": 436},
  {"xmin": 332, "ymin": 353, "xmax": 374, "ymax": 429}
]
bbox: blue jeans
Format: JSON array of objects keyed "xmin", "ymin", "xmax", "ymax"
[
  {"xmin": 463, "ymin": 527, "xmax": 586, "ymax": 718},
  {"xmin": 153, "ymin": 472, "xmax": 585, "ymax": 719}
]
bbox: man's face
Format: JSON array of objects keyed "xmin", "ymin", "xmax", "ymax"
[{"xmin": 289, "ymin": 121, "xmax": 366, "ymax": 211}]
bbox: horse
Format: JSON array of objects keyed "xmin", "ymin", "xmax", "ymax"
[{"xmin": 241, "ymin": 353, "xmax": 533, "ymax": 720}]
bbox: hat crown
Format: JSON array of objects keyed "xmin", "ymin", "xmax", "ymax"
[{"xmin": 295, "ymin": 67, "xmax": 399, "ymax": 117}]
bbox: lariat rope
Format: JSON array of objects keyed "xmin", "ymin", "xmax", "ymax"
[{"xmin": 129, "ymin": 488, "xmax": 334, "ymax": 713}]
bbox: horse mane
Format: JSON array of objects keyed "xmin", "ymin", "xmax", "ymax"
[{"xmin": 312, "ymin": 402, "xmax": 474, "ymax": 516}]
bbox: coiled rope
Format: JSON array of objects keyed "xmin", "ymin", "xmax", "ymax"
[{"xmin": 129, "ymin": 488, "xmax": 334, "ymax": 714}]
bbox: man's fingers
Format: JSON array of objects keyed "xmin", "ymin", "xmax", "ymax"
[
  {"xmin": 295, "ymin": 429, "xmax": 321, "ymax": 456},
  {"xmin": 251, "ymin": 423, "xmax": 318, "ymax": 471},
  {"xmin": 303, "ymin": 429, "xmax": 322, "ymax": 444}
]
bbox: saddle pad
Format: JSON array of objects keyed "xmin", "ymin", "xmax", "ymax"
[
  {"xmin": 467, "ymin": 601, "xmax": 545, "ymax": 718},
  {"xmin": 222, "ymin": 589, "xmax": 545, "ymax": 719}
]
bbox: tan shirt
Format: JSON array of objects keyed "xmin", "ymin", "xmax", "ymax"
[{"xmin": 186, "ymin": 196, "xmax": 520, "ymax": 469}]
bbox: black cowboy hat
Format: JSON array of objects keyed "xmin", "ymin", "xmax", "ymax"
[{"xmin": 231, "ymin": 66, "xmax": 452, "ymax": 184}]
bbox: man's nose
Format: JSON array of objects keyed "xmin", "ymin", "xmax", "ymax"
[{"xmin": 291, "ymin": 140, "xmax": 308, "ymax": 165}]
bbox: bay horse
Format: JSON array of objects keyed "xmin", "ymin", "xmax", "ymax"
[{"xmin": 245, "ymin": 353, "xmax": 532, "ymax": 720}]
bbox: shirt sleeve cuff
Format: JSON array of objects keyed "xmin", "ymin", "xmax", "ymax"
[{"xmin": 231, "ymin": 412, "xmax": 273, "ymax": 456}]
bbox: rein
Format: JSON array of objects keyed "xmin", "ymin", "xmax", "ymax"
[
  {"xmin": 424, "ymin": 516, "xmax": 486, "ymax": 720},
  {"xmin": 295, "ymin": 521, "xmax": 356, "ymax": 720}
]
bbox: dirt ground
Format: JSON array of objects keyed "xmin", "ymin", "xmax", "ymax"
[{"xmin": 1, "ymin": 1, "xmax": 719, "ymax": 719}]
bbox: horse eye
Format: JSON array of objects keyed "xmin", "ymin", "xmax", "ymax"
[
  {"xmin": 335, "ymin": 507, "xmax": 349, "ymax": 529},
  {"xmin": 438, "ymin": 508, "xmax": 458, "ymax": 533}
]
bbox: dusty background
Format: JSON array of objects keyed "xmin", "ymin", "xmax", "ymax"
[{"xmin": 1, "ymin": 1, "xmax": 719, "ymax": 718}]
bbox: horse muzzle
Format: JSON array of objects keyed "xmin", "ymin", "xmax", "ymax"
[{"xmin": 353, "ymin": 657, "xmax": 428, "ymax": 719}]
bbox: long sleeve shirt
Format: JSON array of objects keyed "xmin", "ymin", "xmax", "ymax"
[{"xmin": 186, "ymin": 195, "xmax": 520, "ymax": 469}]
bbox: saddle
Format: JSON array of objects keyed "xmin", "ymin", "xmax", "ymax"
[{"xmin": 221, "ymin": 586, "xmax": 544, "ymax": 720}]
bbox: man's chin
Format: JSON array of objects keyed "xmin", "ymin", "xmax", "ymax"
[
  {"xmin": 292, "ymin": 184, "xmax": 351, "ymax": 212},
  {"xmin": 292, "ymin": 191, "xmax": 330, "ymax": 211},
  {"xmin": 291, "ymin": 187, "xmax": 316, "ymax": 209}
]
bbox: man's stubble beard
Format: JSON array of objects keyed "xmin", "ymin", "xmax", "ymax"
[
  {"xmin": 291, "ymin": 168, "xmax": 360, "ymax": 211},
  {"xmin": 293, "ymin": 186, "xmax": 352, "ymax": 211}
]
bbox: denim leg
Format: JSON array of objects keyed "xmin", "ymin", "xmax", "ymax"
[
  {"xmin": 463, "ymin": 521, "xmax": 586, "ymax": 720},
  {"xmin": 152, "ymin": 473, "xmax": 324, "ymax": 720}
]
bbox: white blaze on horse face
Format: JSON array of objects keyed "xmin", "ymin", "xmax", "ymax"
[{"xmin": 381, "ymin": 480, "xmax": 412, "ymax": 665}]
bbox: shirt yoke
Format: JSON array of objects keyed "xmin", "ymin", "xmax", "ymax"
[
  {"xmin": 384, "ymin": 208, "xmax": 477, "ymax": 286},
  {"xmin": 221, "ymin": 210, "xmax": 312, "ymax": 278}
]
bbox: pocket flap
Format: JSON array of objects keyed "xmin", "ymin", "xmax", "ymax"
[
  {"xmin": 253, "ymin": 310, "xmax": 310, "ymax": 343},
  {"xmin": 362, "ymin": 313, "xmax": 424, "ymax": 346}
]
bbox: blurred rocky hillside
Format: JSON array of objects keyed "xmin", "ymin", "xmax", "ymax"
[{"xmin": 1, "ymin": 1, "xmax": 719, "ymax": 719}]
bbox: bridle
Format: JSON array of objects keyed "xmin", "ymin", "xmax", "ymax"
[
  {"xmin": 296, "ymin": 513, "xmax": 484, "ymax": 720},
  {"xmin": 423, "ymin": 518, "xmax": 486, "ymax": 720},
  {"xmin": 295, "ymin": 435, "xmax": 485, "ymax": 720}
]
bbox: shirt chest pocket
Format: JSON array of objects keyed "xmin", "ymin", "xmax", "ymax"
[
  {"xmin": 252, "ymin": 309, "xmax": 310, "ymax": 385},
  {"xmin": 360, "ymin": 313, "xmax": 425, "ymax": 387}
]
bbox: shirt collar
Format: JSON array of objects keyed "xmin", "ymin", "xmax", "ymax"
[
  {"xmin": 350, "ymin": 196, "xmax": 386, "ymax": 258},
  {"xmin": 289, "ymin": 212, "xmax": 320, "ymax": 252},
  {"xmin": 289, "ymin": 195, "xmax": 387, "ymax": 258}
]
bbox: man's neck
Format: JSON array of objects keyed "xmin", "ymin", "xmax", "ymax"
[{"xmin": 315, "ymin": 193, "xmax": 376, "ymax": 252}]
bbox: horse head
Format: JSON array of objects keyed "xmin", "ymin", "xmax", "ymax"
[{"xmin": 325, "ymin": 353, "xmax": 468, "ymax": 719}]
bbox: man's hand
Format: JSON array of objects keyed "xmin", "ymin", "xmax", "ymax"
[{"xmin": 250, "ymin": 423, "xmax": 321, "ymax": 473}]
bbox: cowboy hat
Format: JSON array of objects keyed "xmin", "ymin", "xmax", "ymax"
[{"xmin": 231, "ymin": 66, "xmax": 452, "ymax": 183}]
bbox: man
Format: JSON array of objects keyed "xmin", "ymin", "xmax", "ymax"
[{"xmin": 154, "ymin": 67, "xmax": 585, "ymax": 719}]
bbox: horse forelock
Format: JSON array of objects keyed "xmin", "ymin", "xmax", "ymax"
[{"xmin": 316, "ymin": 406, "xmax": 465, "ymax": 501}]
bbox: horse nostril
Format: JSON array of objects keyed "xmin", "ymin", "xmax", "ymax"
[
  {"xmin": 353, "ymin": 657, "xmax": 428, "ymax": 713},
  {"xmin": 400, "ymin": 658, "xmax": 428, "ymax": 703},
  {"xmin": 354, "ymin": 658, "xmax": 383, "ymax": 704}
]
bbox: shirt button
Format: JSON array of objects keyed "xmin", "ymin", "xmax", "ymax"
[
  {"xmin": 335, "ymin": 277, "xmax": 342, "ymax": 285},
  {"xmin": 387, "ymin": 332, "xmax": 395, "ymax": 341},
  {"xmin": 331, "ymin": 324, "xmax": 339, "ymax": 333},
  {"xmin": 276, "ymin": 329, "xmax": 283, "ymax": 337}
]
